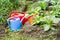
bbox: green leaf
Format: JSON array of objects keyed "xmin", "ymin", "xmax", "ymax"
[
  {"xmin": 52, "ymin": 18, "xmax": 60, "ymax": 23},
  {"xmin": 34, "ymin": 7, "xmax": 41, "ymax": 11},
  {"xmin": 51, "ymin": 27, "xmax": 55, "ymax": 30},
  {"xmin": 43, "ymin": 24, "xmax": 50, "ymax": 31}
]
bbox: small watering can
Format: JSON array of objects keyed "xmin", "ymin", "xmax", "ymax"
[{"xmin": 7, "ymin": 16, "xmax": 25, "ymax": 30}]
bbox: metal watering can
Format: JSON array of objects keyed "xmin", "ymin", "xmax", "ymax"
[{"xmin": 7, "ymin": 16, "xmax": 25, "ymax": 30}]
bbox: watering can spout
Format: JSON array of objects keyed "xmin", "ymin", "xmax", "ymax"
[{"xmin": 28, "ymin": 11, "xmax": 38, "ymax": 23}]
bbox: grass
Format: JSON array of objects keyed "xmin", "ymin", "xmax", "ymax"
[
  {"xmin": 1, "ymin": 29, "xmax": 56, "ymax": 40},
  {"xmin": 3, "ymin": 32, "xmax": 38, "ymax": 40}
]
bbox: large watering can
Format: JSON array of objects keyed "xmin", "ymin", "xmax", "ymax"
[{"xmin": 7, "ymin": 16, "xmax": 25, "ymax": 30}]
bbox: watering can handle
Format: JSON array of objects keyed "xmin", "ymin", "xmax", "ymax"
[
  {"xmin": 20, "ymin": 15, "xmax": 25, "ymax": 22},
  {"xmin": 7, "ymin": 19, "xmax": 11, "ymax": 26}
]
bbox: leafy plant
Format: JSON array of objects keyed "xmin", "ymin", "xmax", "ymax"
[{"xmin": 30, "ymin": 0, "xmax": 60, "ymax": 31}]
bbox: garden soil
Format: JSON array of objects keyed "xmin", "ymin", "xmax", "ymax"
[
  {"xmin": 0, "ymin": 24, "xmax": 6, "ymax": 39},
  {"xmin": 0, "ymin": 21, "xmax": 60, "ymax": 40},
  {"xmin": 19, "ymin": 21, "xmax": 57, "ymax": 37}
]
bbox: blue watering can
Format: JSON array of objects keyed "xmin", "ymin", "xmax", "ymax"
[{"xmin": 7, "ymin": 16, "xmax": 25, "ymax": 30}]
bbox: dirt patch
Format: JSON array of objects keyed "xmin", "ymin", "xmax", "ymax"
[
  {"xmin": 0, "ymin": 24, "xmax": 6, "ymax": 39},
  {"xmin": 19, "ymin": 21, "xmax": 57, "ymax": 37},
  {"xmin": 20, "ymin": 26, "xmax": 44, "ymax": 35}
]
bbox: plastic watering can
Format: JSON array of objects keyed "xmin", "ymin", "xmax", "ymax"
[
  {"xmin": 10, "ymin": 11, "xmax": 31, "ymax": 24},
  {"xmin": 9, "ymin": 11, "xmax": 38, "ymax": 25},
  {"xmin": 7, "ymin": 16, "xmax": 25, "ymax": 30}
]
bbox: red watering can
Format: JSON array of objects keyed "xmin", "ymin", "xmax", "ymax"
[
  {"xmin": 10, "ymin": 10, "xmax": 38, "ymax": 25},
  {"xmin": 10, "ymin": 11, "xmax": 31, "ymax": 24}
]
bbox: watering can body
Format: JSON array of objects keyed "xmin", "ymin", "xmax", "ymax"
[{"xmin": 7, "ymin": 17, "xmax": 22, "ymax": 30}]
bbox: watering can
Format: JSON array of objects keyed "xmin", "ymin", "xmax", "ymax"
[
  {"xmin": 10, "ymin": 11, "xmax": 38, "ymax": 25},
  {"xmin": 10, "ymin": 11, "xmax": 28, "ymax": 24},
  {"xmin": 10, "ymin": 11, "xmax": 31, "ymax": 24},
  {"xmin": 7, "ymin": 16, "xmax": 25, "ymax": 30}
]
